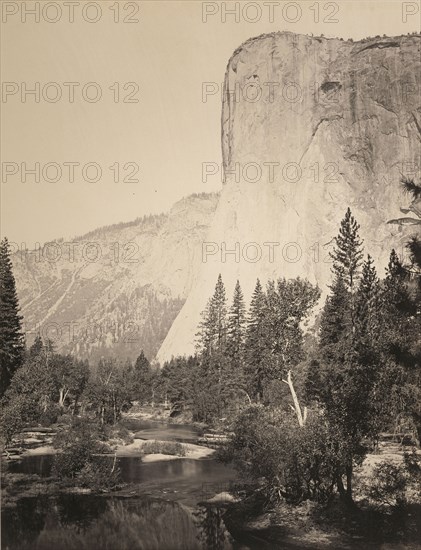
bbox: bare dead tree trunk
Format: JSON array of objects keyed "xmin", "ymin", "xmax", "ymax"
[
  {"xmin": 240, "ymin": 389, "xmax": 252, "ymax": 405},
  {"xmin": 337, "ymin": 476, "xmax": 346, "ymax": 499},
  {"xmin": 58, "ymin": 388, "xmax": 69, "ymax": 409},
  {"xmin": 282, "ymin": 370, "xmax": 305, "ymax": 427},
  {"xmin": 111, "ymin": 452, "xmax": 117, "ymax": 474},
  {"xmin": 346, "ymin": 463, "xmax": 353, "ymax": 502}
]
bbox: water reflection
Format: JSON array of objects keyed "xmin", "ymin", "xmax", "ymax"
[
  {"xmin": 195, "ymin": 505, "xmax": 233, "ymax": 550},
  {"xmin": 8, "ymin": 455, "xmax": 237, "ymax": 506},
  {"xmin": 8, "ymin": 455, "xmax": 52, "ymax": 477},
  {"xmin": 3, "ymin": 421, "xmax": 252, "ymax": 549},
  {"xmin": 2, "ymin": 496, "xmax": 245, "ymax": 550}
]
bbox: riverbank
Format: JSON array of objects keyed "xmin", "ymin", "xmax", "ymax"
[
  {"xmin": 4, "ymin": 407, "xmax": 215, "ymax": 463},
  {"xmin": 222, "ymin": 441, "xmax": 421, "ymax": 549},
  {"xmin": 228, "ymin": 500, "xmax": 421, "ymax": 549},
  {"xmin": 115, "ymin": 440, "xmax": 215, "ymax": 460},
  {"xmin": 17, "ymin": 438, "xmax": 215, "ymax": 461}
]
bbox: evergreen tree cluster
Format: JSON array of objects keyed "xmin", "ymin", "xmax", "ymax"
[
  {"xmin": 307, "ymin": 209, "xmax": 420, "ymax": 502},
  {"xmin": 163, "ymin": 273, "xmax": 320, "ymax": 421}
]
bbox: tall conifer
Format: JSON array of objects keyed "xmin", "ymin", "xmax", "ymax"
[
  {"xmin": 226, "ymin": 280, "xmax": 246, "ymax": 368},
  {"xmin": 244, "ymin": 279, "xmax": 268, "ymax": 400},
  {"xmin": 0, "ymin": 238, "xmax": 25, "ymax": 396}
]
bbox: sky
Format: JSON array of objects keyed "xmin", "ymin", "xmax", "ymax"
[{"xmin": 1, "ymin": 0, "xmax": 419, "ymax": 245}]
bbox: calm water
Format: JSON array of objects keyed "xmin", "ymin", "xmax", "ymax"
[
  {"xmin": 2, "ymin": 421, "xmax": 261, "ymax": 550},
  {"xmin": 7, "ymin": 455, "xmax": 239, "ymax": 505}
]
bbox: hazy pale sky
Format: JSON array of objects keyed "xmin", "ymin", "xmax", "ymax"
[{"xmin": 1, "ymin": 0, "xmax": 419, "ymax": 244}]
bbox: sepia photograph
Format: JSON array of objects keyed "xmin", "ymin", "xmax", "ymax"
[{"xmin": 1, "ymin": 1, "xmax": 420, "ymax": 548}]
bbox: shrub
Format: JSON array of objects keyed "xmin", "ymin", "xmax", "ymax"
[
  {"xmin": 52, "ymin": 418, "xmax": 121, "ymax": 490},
  {"xmin": 104, "ymin": 423, "xmax": 134, "ymax": 445},
  {"xmin": 76, "ymin": 458, "xmax": 121, "ymax": 491},
  {"xmin": 0, "ymin": 394, "xmax": 40, "ymax": 446},
  {"xmin": 367, "ymin": 461, "xmax": 407, "ymax": 507},
  {"xmin": 141, "ymin": 441, "xmax": 186, "ymax": 457},
  {"xmin": 56, "ymin": 413, "xmax": 73, "ymax": 426},
  {"xmin": 366, "ymin": 450, "xmax": 421, "ymax": 508},
  {"xmin": 220, "ymin": 405, "xmax": 344, "ymax": 504},
  {"xmin": 39, "ymin": 403, "xmax": 60, "ymax": 427},
  {"xmin": 404, "ymin": 449, "xmax": 421, "ymax": 500}
]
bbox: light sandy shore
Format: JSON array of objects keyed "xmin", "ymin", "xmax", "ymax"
[
  {"xmin": 23, "ymin": 445, "xmax": 56, "ymax": 456},
  {"xmin": 22, "ymin": 439, "xmax": 215, "ymax": 462},
  {"xmin": 115, "ymin": 440, "xmax": 215, "ymax": 460}
]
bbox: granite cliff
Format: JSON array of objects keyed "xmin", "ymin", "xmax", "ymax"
[
  {"xmin": 12, "ymin": 32, "xmax": 421, "ymax": 364},
  {"xmin": 157, "ymin": 32, "xmax": 421, "ymax": 361}
]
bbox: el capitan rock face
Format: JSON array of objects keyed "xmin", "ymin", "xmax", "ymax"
[
  {"xmin": 157, "ymin": 32, "xmax": 421, "ymax": 362},
  {"xmin": 11, "ymin": 33, "xmax": 421, "ymax": 364}
]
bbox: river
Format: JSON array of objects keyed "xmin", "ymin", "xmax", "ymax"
[{"xmin": 2, "ymin": 420, "xmax": 264, "ymax": 550}]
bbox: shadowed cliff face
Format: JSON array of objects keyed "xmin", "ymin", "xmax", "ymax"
[{"xmin": 157, "ymin": 32, "xmax": 421, "ymax": 362}]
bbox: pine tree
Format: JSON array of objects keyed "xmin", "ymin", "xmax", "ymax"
[
  {"xmin": 319, "ymin": 276, "xmax": 350, "ymax": 351},
  {"xmin": 330, "ymin": 208, "xmax": 364, "ymax": 293},
  {"xmin": 317, "ymin": 214, "xmax": 385, "ymax": 504},
  {"xmin": 226, "ymin": 280, "xmax": 246, "ymax": 369},
  {"xmin": 0, "ymin": 238, "xmax": 25, "ymax": 396},
  {"xmin": 386, "ymin": 248, "xmax": 407, "ymax": 280},
  {"xmin": 378, "ymin": 249, "xmax": 421, "ymax": 443},
  {"xmin": 134, "ymin": 349, "xmax": 150, "ymax": 372},
  {"xmin": 320, "ymin": 209, "xmax": 364, "ymax": 355},
  {"xmin": 355, "ymin": 255, "xmax": 381, "ymax": 344},
  {"xmin": 196, "ymin": 274, "xmax": 227, "ymax": 357},
  {"xmin": 383, "ymin": 249, "xmax": 414, "ymax": 317},
  {"xmin": 244, "ymin": 279, "xmax": 268, "ymax": 401},
  {"xmin": 29, "ymin": 334, "xmax": 43, "ymax": 358},
  {"xmin": 212, "ymin": 274, "xmax": 228, "ymax": 352},
  {"xmin": 131, "ymin": 350, "xmax": 152, "ymax": 403},
  {"xmin": 195, "ymin": 275, "xmax": 228, "ymax": 419}
]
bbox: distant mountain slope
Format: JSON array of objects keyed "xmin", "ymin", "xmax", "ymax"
[{"xmin": 12, "ymin": 193, "xmax": 219, "ymax": 362}]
